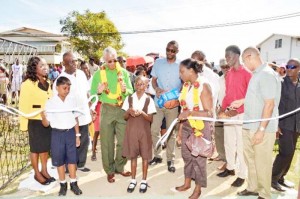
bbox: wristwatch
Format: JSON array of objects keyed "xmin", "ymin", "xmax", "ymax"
[{"xmin": 258, "ymin": 126, "xmax": 265, "ymax": 132}]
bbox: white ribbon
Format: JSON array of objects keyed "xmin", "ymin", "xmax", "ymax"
[
  {"xmin": 0, "ymin": 95, "xmax": 99, "ymax": 119},
  {"xmin": 155, "ymin": 107, "xmax": 300, "ymax": 150}
]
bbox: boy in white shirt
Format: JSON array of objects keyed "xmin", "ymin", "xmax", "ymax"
[{"xmin": 41, "ymin": 76, "xmax": 82, "ymax": 196}]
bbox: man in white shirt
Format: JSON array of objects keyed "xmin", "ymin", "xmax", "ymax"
[
  {"xmin": 10, "ymin": 58, "xmax": 23, "ymax": 104},
  {"xmin": 191, "ymin": 51, "xmax": 220, "ymax": 112},
  {"xmin": 53, "ymin": 52, "xmax": 92, "ymax": 172},
  {"xmin": 88, "ymin": 58, "xmax": 99, "ymax": 76},
  {"xmin": 215, "ymin": 58, "xmax": 231, "ymax": 169}
]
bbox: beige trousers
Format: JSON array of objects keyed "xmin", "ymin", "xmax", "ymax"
[
  {"xmin": 224, "ymin": 114, "xmax": 247, "ymax": 178},
  {"xmin": 151, "ymin": 106, "xmax": 178, "ymax": 161},
  {"xmin": 242, "ymin": 129, "xmax": 276, "ymax": 199}
]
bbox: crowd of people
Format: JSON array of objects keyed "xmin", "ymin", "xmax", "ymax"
[{"xmin": 14, "ymin": 40, "xmax": 300, "ymax": 199}]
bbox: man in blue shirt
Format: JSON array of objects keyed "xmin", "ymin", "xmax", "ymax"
[{"xmin": 150, "ymin": 40, "xmax": 182, "ymax": 173}]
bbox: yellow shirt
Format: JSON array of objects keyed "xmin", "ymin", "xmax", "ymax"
[{"xmin": 19, "ymin": 79, "xmax": 52, "ymax": 131}]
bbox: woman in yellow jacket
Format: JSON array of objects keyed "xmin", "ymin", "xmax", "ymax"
[{"xmin": 19, "ymin": 56, "xmax": 54, "ymax": 185}]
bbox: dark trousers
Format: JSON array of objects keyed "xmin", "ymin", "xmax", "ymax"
[
  {"xmin": 77, "ymin": 124, "xmax": 89, "ymax": 168},
  {"xmin": 272, "ymin": 129, "xmax": 299, "ymax": 183}
]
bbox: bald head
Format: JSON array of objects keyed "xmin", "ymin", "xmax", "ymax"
[
  {"xmin": 288, "ymin": 58, "xmax": 300, "ymax": 65},
  {"xmin": 242, "ymin": 47, "xmax": 260, "ymax": 57},
  {"xmin": 242, "ymin": 46, "xmax": 262, "ymax": 71}
]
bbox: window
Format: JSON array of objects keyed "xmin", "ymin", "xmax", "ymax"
[{"xmin": 275, "ymin": 39, "xmax": 282, "ymax": 48}]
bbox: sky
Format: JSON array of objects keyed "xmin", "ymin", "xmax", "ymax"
[{"xmin": 1, "ymin": 0, "xmax": 300, "ymax": 65}]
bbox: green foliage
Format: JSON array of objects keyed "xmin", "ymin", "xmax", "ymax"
[{"xmin": 60, "ymin": 10, "xmax": 125, "ymax": 60}]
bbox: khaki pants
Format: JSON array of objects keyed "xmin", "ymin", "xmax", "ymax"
[
  {"xmin": 214, "ymin": 122, "xmax": 226, "ymax": 161},
  {"xmin": 242, "ymin": 129, "xmax": 276, "ymax": 199},
  {"xmin": 224, "ymin": 114, "xmax": 247, "ymax": 178},
  {"xmin": 151, "ymin": 106, "xmax": 178, "ymax": 161}
]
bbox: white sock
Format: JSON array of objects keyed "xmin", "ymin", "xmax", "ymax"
[
  {"xmin": 70, "ymin": 178, "xmax": 77, "ymax": 183},
  {"xmin": 128, "ymin": 179, "xmax": 137, "ymax": 188},
  {"xmin": 140, "ymin": 180, "xmax": 147, "ymax": 189},
  {"xmin": 60, "ymin": 180, "xmax": 67, "ymax": 184}
]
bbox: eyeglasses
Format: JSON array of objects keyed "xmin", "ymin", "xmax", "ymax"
[
  {"xmin": 107, "ymin": 59, "xmax": 117, "ymax": 64},
  {"xmin": 166, "ymin": 48, "xmax": 176, "ymax": 53},
  {"xmin": 135, "ymin": 83, "xmax": 145, "ymax": 86},
  {"xmin": 286, "ymin": 65, "xmax": 298, "ymax": 70}
]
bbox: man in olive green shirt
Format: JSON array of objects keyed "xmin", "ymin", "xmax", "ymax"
[
  {"xmin": 90, "ymin": 47, "xmax": 133, "ymax": 183},
  {"xmin": 237, "ymin": 47, "xmax": 281, "ymax": 199}
]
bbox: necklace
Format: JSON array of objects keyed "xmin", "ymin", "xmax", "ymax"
[
  {"xmin": 100, "ymin": 63, "xmax": 123, "ymax": 105},
  {"xmin": 179, "ymin": 77, "xmax": 204, "ymax": 137}
]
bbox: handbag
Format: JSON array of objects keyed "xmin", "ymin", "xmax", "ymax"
[{"xmin": 185, "ymin": 121, "xmax": 214, "ymax": 158}]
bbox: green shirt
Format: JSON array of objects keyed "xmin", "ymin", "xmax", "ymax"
[{"xmin": 90, "ymin": 66, "xmax": 133, "ymax": 104}]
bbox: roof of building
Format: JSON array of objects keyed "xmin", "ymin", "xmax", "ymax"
[
  {"xmin": 0, "ymin": 27, "xmax": 68, "ymax": 42},
  {"xmin": 257, "ymin": 33, "xmax": 300, "ymax": 47}
]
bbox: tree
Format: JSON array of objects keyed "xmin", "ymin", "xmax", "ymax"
[{"xmin": 60, "ymin": 10, "xmax": 125, "ymax": 61}]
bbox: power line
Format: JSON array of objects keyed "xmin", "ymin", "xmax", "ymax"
[
  {"xmin": 118, "ymin": 11, "xmax": 300, "ymax": 35},
  {"xmin": 1, "ymin": 11, "xmax": 300, "ymax": 37}
]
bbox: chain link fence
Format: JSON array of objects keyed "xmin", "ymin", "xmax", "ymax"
[{"xmin": 0, "ymin": 112, "xmax": 29, "ymax": 190}]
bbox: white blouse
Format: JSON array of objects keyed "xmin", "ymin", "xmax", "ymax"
[{"xmin": 184, "ymin": 76, "xmax": 208, "ymax": 111}]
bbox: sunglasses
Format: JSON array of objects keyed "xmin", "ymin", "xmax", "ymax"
[
  {"xmin": 286, "ymin": 64, "xmax": 298, "ymax": 70},
  {"xmin": 221, "ymin": 65, "xmax": 230, "ymax": 69},
  {"xmin": 107, "ymin": 59, "xmax": 117, "ymax": 64},
  {"xmin": 166, "ymin": 48, "xmax": 176, "ymax": 53}
]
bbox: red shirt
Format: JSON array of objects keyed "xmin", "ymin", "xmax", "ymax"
[{"xmin": 222, "ymin": 65, "xmax": 252, "ymax": 114}]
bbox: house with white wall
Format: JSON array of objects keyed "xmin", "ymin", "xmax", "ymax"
[
  {"xmin": 0, "ymin": 27, "xmax": 77, "ymax": 65},
  {"xmin": 257, "ymin": 34, "xmax": 300, "ymax": 65}
]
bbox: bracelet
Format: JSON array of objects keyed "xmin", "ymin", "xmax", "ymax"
[{"xmin": 76, "ymin": 133, "xmax": 81, "ymax": 137}]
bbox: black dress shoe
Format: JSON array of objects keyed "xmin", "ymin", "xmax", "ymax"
[
  {"xmin": 70, "ymin": 181, "xmax": 82, "ymax": 195},
  {"xmin": 258, "ymin": 197, "xmax": 265, "ymax": 199},
  {"xmin": 271, "ymin": 182, "xmax": 285, "ymax": 192},
  {"xmin": 217, "ymin": 169, "xmax": 235, "ymax": 177},
  {"xmin": 237, "ymin": 189, "xmax": 258, "ymax": 196},
  {"xmin": 278, "ymin": 179, "xmax": 294, "ymax": 188},
  {"xmin": 139, "ymin": 182, "xmax": 149, "ymax": 193},
  {"xmin": 127, "ymin": 181, "xmax": 137, "ymax": 193},
  {"xmin": 231, "ymin": 177, "xmax": 245, "ymax": 187},
  {"xmin": 167, "ymin": 161, "xmax": 176, "ymax": 173},
  {"xmin": 148, "ymin": 157, "xmax": 162, "ymax": 165},
  {"xmin": 58, "ymin": 182, "xmax": 67, "ymax": 196}
]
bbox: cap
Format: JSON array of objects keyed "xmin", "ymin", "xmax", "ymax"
[{"xmin": 219, "ymin": 58, "xmax": 227, "ymax": 66}]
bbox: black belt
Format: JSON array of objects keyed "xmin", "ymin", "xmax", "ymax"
[{"xmin": 53, "ymin": 128, "xmax": 71, "ymax": 132}]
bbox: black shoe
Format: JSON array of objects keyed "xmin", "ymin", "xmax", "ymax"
[
  {"xmin": 217, "ymin": 169, "xmax": 235, "ymax": 177},
  {"xmin": 167, "ymin": 161, "xmax": 176, "ymax": 173},
  {"xmin": 231, "ymin": 177, "xmax": 245, "ymax": 187},
  {"xmin": 78, "ymin": 167, "xmax": 90, "ymax": 172},
  {"xmin": 148, "ymin": 157, "xmax": 162, "ymax": 165},
  {"xmin": 271, "ymin": 182, "xmax": 285, "ymax": 192},
  {"xmin": 58, "ymin": 182, "xmax": 67, "ymax": 196},
  {"xmin": 237, "ymin": 189, "xmax": 258, "ymax": 196},
  {"xmin": 278, "ymin": 179, "xmax": 295, "ymax": 188},
  {"xmin": 139, "ymin": 182, "xmax": 149, "ymax": 193},
  {"xmin": 70, "ymin": 181, "xmax": 82, "ymax": 195},
  {"xmin": 258, "ymin": 197, "xmax": 265, "ymax": 199},
  {"xmin": 127, "ymin": 181, "xmax": 137, "ymax": 193}
]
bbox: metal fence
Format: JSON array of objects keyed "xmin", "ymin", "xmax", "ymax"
[{"xmin": 0, "ymin": 113, "xmax": 29, "ymax": 190}]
